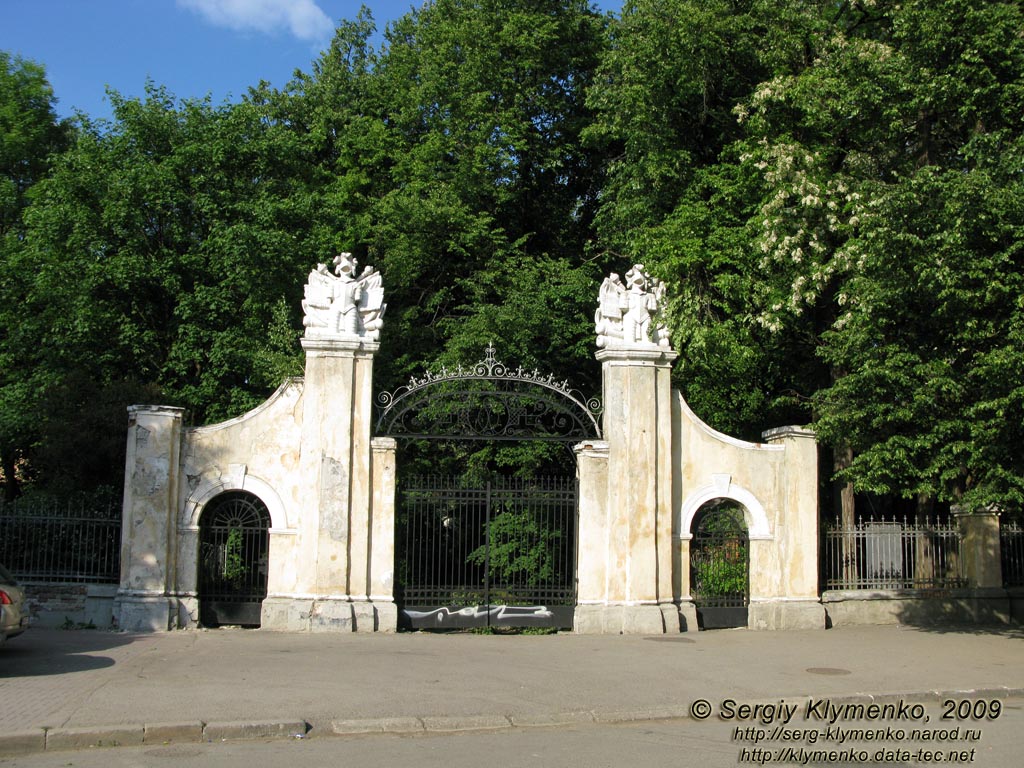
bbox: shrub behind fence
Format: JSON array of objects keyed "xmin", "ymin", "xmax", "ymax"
[
  {"xmin": 823, "ymin": 516, "xmax": 966, "ymax": 591},
  {"xmin": 0, "ymin": 497, "xmax": 121, "ymax": 583}
]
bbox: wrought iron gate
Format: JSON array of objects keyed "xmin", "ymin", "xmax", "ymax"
[
  {"xmin": 377, "ymin": 346, "xmax": 601, "ymax": 631},
  {"xmin": 198, "ymin": 491, "xmax": 270, "ymax": 627},
  {"xmin": 397, "ymin": 475, "xmax": 577, "ymax": 629},
  {"xmin": 690, "ymin": 503, "xmax": 749, "ymax": 629}
]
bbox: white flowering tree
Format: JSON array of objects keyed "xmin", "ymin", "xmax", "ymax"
[
  {"xmin": 588, "ymin": 0, "xmax": 1024, "ymax": 523},
  {"xmin": 741, "ymin": 0, "xmax": 1024, "ymax": 516}
]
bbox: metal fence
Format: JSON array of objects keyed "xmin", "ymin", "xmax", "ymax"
[
  {"xmin": 0, "ymin": 498, "xmax": 121, "ymax": 583},
  {"xmin": 397, "ymin": 474, "xmax": 577, "ymax": 629},
  {"xmin": 823, "ymin": 516, "xmax": 966, "ymax": 591},
  {"xmin": 1001, "ymin": 522, "xmax": 1024, "ymax": 588}
]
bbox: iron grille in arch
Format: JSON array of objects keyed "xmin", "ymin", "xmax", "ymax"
[
  {"xmin": 375, "ymin": 344, "xmax": 602, "ymax": 442},
  {"xmin": 197, "ymin": 491, "xmax": 271, "ymax": 627}
]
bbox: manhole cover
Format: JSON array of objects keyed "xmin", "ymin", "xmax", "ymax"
[
  {"xmin": 643, "ymin": 636, "xmax": 696, "ymax": 643},
  {"xmin": 806, "ymin": 667, "xmax": 851, "ymax": 676}
]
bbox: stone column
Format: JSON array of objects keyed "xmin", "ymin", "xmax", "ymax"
[
  {"xmin": 116, "ymin": 405, "xmax": 185, "ymax": 631},
  {"xmin": 747, "ymin": 426, "xmax": 825, "ymax": 630},
  {"xmin": 575, "ymin": 347, "xmax": 679, "ymax": 633},
  {"xmin": 261, "ymin": 254, "xmax": 389, "ymax": 632},
  {"xmin": 303, "ymin": 337, "xmax": 378, "ymax": 631},
  {"xmin": 955, "ymin": 507, "xmax": 1003, "ymax": 589},
  {"xmin": 574, "ymin": 439, "xmax": 609, "ymax": 623},
  {"xmin": 367, "ymin": 437, "xmax": 398, "ymax": 632}
]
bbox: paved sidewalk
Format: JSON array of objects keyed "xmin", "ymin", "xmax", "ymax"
[{"xmin": 0, "ymin": 624, "xmax": 1022, "ymax": 755}]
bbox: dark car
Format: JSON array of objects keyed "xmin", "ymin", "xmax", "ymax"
[{"xmin": 0, "ymin": 563, "xmax": 29, "ymax": 644}]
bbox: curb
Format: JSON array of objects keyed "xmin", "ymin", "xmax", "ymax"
[
  {"xmin": 3, "ymin": 688, "xmax": 1022, "ymax": 757},
  {"xmin": 0, "ymin": 719, "xmax": 309, "ymax": 757}
]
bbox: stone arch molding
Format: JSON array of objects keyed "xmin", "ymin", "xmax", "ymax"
[
  {"xmin": 679, "ymin": 474, "xmax": 772, "ymax": 540},
  {"xmin": 183, "ymin": 464, "xmax": 291, "ymax": 532}
]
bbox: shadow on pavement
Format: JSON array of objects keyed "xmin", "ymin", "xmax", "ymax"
[
  {"xmin": 892, "ymin": 600, "xmax": 1024, "ymax": 638},
  {"xmin": 0, "ymin": 628, "xmax": 138, "ymax": 678}
]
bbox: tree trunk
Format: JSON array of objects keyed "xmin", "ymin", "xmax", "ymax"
[
  {"xmin": 1, "ymin": 450, "xmax": 20, "ymax": 502},
  {"xmin": 914, "ymin": 493, "xmax": 935, "ymax": 587},
  {"xmin": 834, "ymin": 443, "xmax": 856, "ymax": 586}
]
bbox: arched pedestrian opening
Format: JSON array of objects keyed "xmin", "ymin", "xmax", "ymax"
[
  {"xmin": 689, "ymin": 499, "xmax": 750, "ymax": 629},
  {"xmin": 197, "ymin": 490, "xmax": 271, "ymax": 627},
  {"xmin": 376, "ymin": 345, "xmax": 601, "ymax": 630}
]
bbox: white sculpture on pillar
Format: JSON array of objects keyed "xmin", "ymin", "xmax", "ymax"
[
  {"xmin": 302, "ymin": 253, "xmax": 386, "ymax": 341},
  {"xmin": 595, "ymin": 264, "xmax": 671, "ymax": 349}
]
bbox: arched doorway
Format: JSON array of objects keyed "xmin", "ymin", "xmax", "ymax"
[
  {"xmin": 197, "ymin": 491, "xmax": 271, "ymax": 627},
  {"xmin": 376, "ymin": 345, "xmax": 601, "ymax": 630},
  {"xmin": 690, "ymin": 499, "xmax": 750, "ymax": 629}
]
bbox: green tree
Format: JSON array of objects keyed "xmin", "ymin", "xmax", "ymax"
[
  {"xmin": 370, "ymin": 0, "xmax": 609, "ymax": 392},
  {"xmin": 740, "ymin": 0, "xmax": 1024, "ymax": 516},
  {"xmin": 0, "ymin": 52, "xmax": 73, "ymax": 498},
  {"xmin": 587, "ymin": 0, "xmax": 1024, "ymax": 526},
  {"xmin": 15, "ymin": 84, "xmax": 315, "ymax": 491},
  {"xmin": 585, "ymin": 0, "xmax": 831, "ymax": 438}
]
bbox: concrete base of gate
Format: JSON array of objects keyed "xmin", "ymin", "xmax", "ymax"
[
  {"xmin": 115, "ymin": 594, "xmax": 175, "ymax": 632},
  {"xmin": 747, "ymin": 599, "xmax": 827, "ymax": 630},
  {"xmin": 573, "ymin": 603, "xmax": 692, "ymax": 634},
  {"xmin": 310, "ymin": 599, "xmax": 356, "ymax": 632},
  {"xmin": 352, "ymin": 600, "xmax": 398, "ymax": 633},
  {"xmin": 260, "ymin": 597, "xmax": 315, "ymax": 631},
  {"xmin": 676, "ymin": 600, "xmax": 700, "ymax": 632},
  {"xmin": 176, "ymin": 595, "xmax": 199, "ymax": 628},
  {"xmin": 260, "ymin": 597, "xmax": 398, "ymax": 632}
]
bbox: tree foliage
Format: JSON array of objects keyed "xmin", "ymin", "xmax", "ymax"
[
  {"xmin": 2, "ymin": 0, "xmax": 1023, "ymax": 520},
  {"xmin": 0, "ymin": 52, "xmax": 73, "ymax": 498}
]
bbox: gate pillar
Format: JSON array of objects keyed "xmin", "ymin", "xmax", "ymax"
[
  {"xmin": 575, "ymin": 347, "xmax": 680, "ymax": 633},
  {"xmin": 116, "ymin": 405, "xmax": 185, "ymax": 631},
  {"xmin": 576, "ymin": 264, "xmax": 682, "ymax": 633},
  {"xmin": 261, "ymin": 253, "xmax": 396, "ymax": 632},
  {"xmin": 260, "ymin": 337, "xmax": 396, "ymax": 632}
]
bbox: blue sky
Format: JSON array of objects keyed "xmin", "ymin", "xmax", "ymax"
[{"xmin": 1, "ymin": 1, "xmax": 622, "ymax": 122}]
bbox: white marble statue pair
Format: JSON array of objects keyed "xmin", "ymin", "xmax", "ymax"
[{"xmin": 301, "ymin": 254, "xmax": 669, "ymax": 350}]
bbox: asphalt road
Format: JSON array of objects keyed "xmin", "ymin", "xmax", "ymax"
[{"xmin": 3, "ymin": 702, "xmax": 1022, "ymax": 768}]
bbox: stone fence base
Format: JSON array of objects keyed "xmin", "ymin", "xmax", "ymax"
[
  {"xmin": 822, "ymin": 589, "xmax": 1019, "ymax": 627},
  {"xmin": 21, "ymin": 583, "xmax": 118, "ymax": 629},
  {"xmin": 748, "ymin": 599, "xmax": 827, "ymax": 630}
]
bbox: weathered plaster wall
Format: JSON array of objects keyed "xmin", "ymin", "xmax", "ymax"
[
  {"xmin": 22, "ymin": 583, "xmax": 117, "ymax": 628},
  {"xmin": 119, "ymin": 339, "xmax": 398, "ymax": 632},
  {"xmin": 672, "ymin": 394, "xmax": 824, "ymax": 630},
  {"xmin": 117, "ymin": 405, "xmax": 184, "ymax": 630},
  {"xmin": 176, "ymin": 379, "xmax": 304, "ymax": 627}
]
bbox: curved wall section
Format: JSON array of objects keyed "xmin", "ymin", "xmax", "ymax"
[{"xmin": 672, "ymin": 392, "xmax": 823, "ymax": 629}]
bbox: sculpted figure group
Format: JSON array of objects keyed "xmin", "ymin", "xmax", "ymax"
[
  {"xmin": 595, "ymin": 263, "xmax": 671, "ymax": 349},
  {"xmin": 302, "ymin": 254, "xmax": 668, "ymax": 352},
  {"xmin": 302, "ymin": 253, "xmax": 386, "ymax": 341}
]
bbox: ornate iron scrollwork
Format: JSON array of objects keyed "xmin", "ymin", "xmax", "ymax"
[{"xmin": 376, "ymin": 344, "xmax": 602, "ymax": 441}]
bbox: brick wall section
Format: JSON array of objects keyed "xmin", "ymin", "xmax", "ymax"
[
  {"xmin": 23, "ymin": 583, "xmax": 87, "ymax": 623},
  {"xmin": 21, "ymin": 582, "xmax": 116, "ymax": 628}
]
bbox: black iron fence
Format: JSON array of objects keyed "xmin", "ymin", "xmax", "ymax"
[
  {"xmin": 823, "ymin": 516, "xmax": 966, "ymax": 591},
  {"xmin": 1001, "ymin": 522, "xmax": 1024, "ymax": 588},
  {"xmin": 0, "ymin": 497, "xmax": 121, "ymax": 583}
]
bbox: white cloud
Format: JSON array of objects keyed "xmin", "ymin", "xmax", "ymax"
[{"xmin": 178, "ymin": 0, "xmax": 334, "ymax": 42}]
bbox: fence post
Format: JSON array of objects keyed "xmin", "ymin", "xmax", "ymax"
[{"xmin": 953, "ymin": 505, "xmax": 1003, "ymax": 589}]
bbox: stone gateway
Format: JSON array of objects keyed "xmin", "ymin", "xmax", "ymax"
[{"xmin": 116, "ymin": 262, "xmax": 824, "ymax": 632}]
